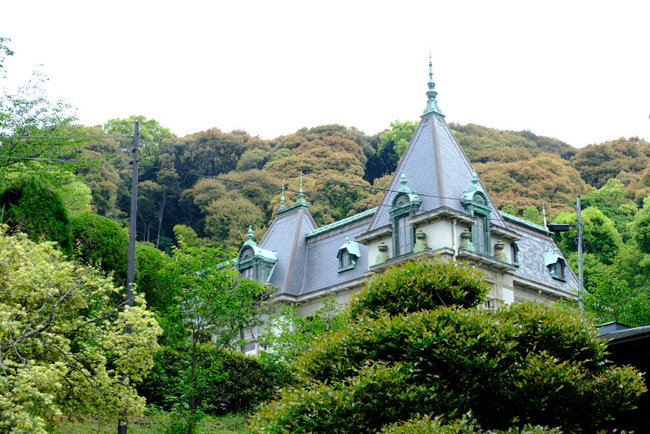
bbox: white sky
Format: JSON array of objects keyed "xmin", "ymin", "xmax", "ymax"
[{"xmin": 2, "ymin": 0, "xmax": 649, "ymax": 148}]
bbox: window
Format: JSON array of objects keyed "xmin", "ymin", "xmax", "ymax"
[
  {"xmin": 544, "ymin": 249, "xmax": 566, "ymax": 281},
  {"xmin": 549, "ymin": 260, "xmax": 566, "ymax": 280},
  {"xmin": 389, "ymin": 173, "xmax": 421, "ymax": 258},
  {"xmin": 396, "ymin": 214, "xmax": 412, "ymax": 256},
  {"xmin": 474, "ymin": 212, "xmax": 488, "ymax": 254},
  {"xmin": 461, "ymin": 171, "xmax": 492, "ymax": 255},
  {"xmin": 242, "ymin": 267, "xmax": 254, "ymax": 279},
  {"xmin": 337, "ymin": 237, "xmax": 360, "ymax": 273},
  {"xmin": 510, "ymin": 242, "xmax": 519, "ymax": 265},
  {"xmin": 339, "ymin": 249, "xmax": 350, "ymax": 268}
]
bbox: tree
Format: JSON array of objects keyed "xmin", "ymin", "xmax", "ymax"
[
  {"xmin": 260, "ymin": 296, "xmax": 345, "ymax": 367},
  {"xmin": 154, "ymin": 241, "xmax": 275, "ymax": 432},
  {"xmin": 630, "ymin": 196, "xmax": 650, "ymax": 254},
  {"xmin": 103, "ymin": 115, "xmax": 173, "ymax": 165},
  {"xmin": 552, "ymin": 206, "xmax": 623, "ymax": 265},
  {"xmin": 570, "ymin": 137, "xmax": 650, "ymax": 188},
  {"xmin": 582, "ymin": 275, "xmax": 650, "ymax": 327},
  {"xmin": 0, "ymin": 177, "xmax": 73, "ymax": 255},
  {"xmin": 70, "ymin": 212, "xmax": 129, "ymax": 285},
  {"xmin": 0, "ymin": 227, "xmax": 161, "ymax": 433},
  {"xmin": 251, "ymin": 258, "xmax": 645, "ymax": 432},
  {"xmin": 376, "ymin": 120, "xmax": 418, "ymax": 175},
  {"xmin": 0, "ymin": 65, "xmax": 78, "ymax": 168}
]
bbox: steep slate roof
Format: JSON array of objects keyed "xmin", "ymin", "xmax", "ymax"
[
  {"xmin": 365, "ymin": 113, "xmax": 507, "ymax": 233},
  {"xmin": 259, "ymin": 205, "xmax": 316, "ymax": 297},
  {"xmin": 502, "ymin": 213, "xmax": 579, "ymax": 296},
  {"xmin": 253, "ymin": 62, "xmax": 576, "ymax": 301}
]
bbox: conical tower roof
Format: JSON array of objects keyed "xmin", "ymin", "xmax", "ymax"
[{"xmin": 365, "ymin": 63, "xmax": 507, "ymax": 233}]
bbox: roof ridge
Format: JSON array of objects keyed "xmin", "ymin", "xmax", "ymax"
[
  {"xmin": 306, "ymin": 207, "xmax": 377, "ymax": 238},
  {"xmin": 500, "ymin": 211, "xmax": 548, "ymax": 233}
]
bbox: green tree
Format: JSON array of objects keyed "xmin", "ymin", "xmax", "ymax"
[
  {"xmin": 0, "ymin": 227, "xmax": 161, "ymax": 433},
  {"xmin": 70, "ymin": 212, "xmax": 129, "ymax": 285},
  {"xmin": 582, "ymin": 275, "xmax": 650, "ymax": 327},
  {"xmin": 552, "ymin": 206, "xmax": 623, "ymax": 265},
  {"xmin": 133, "ymin": 243, "xmax": 173, "ymax": 312},
  {"xmin": 260, "ymin": 296, "xmax": 345, "ymax": 367},
  {"xmin": 251, "ymin": 258, "xmax": 645, "ymax": 432},
  {"xmin": 0, "ymin": 177, "xmax": 73, "ymax": 255},
  {"xmin": 103, "ymin": 115, "xmax": 173, "ymax": 165},
  {"xmin": 0, "ymin": 67, "xmax": 78, "ymax": 168},
  {"xmin": 630, "ymin": 196, "xmax": 650, "ymax": 254},
  {"xmin": 155, "ymin": 241, "xmax": 275, "ymax": 432},
  {"xmin": 376, "ymin": 120, "xmax": 418, "ymax": 175}
]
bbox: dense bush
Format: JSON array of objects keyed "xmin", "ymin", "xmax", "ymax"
[
  {"xmin": 70, "ymin": 212, "xmax": 129, "ymax": 284},
  {"xmin": 134, "ymin": 243, "xmax": 173, "ymax": 312},
  {"xmin": 0, "ymin": 178, "xmax": 72, "ymax": 255},
  {"xmin": 140, "ymin": 345, "xmax": 292, "ymax": 416},
  {"xmin": 347, "ymin": 258, "xmax": 489, "ymax": 319},
  {"xmin": 250, "ymin": 259, "xmax": 645, "ymax": 433},
  {"xmin": 381, "ymin": 413, "xmax": 561, "ymax": 433}
]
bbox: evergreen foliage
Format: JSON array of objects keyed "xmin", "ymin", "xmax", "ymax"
[
  {"xmin": 0, "ymin": 178, "xmax": 73, "ymax": 255},
  {"xmin": 250, "ymin": 259, "xmax": 645, "ymax": 433},
  {"xmin": 70, "ymin": 212, "xmax": 129, "ymax": 284}
]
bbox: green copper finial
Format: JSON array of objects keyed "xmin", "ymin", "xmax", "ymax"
[
  {"xmin": 421, "ymin": 51, "xmax": 444, "ymax": 118},
  {"xmin": 279, "ymin": 178, "xmax": 285, "ymax": 208},
  {"xmin": 296, "ymin": 173, "xmax": 308, "ymax": 206},
  {"xmin": 243, "ymin": 225, "xmax": 257, "ymax": 246},
  {"xmin": 471, "ymin": 169, "xmax": 479, "ymax": 185},
  {"xmin": 397, "ymin": 172, "xmax": 413, "ymax": 193}
]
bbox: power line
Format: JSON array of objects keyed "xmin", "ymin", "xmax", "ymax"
[{"xmin": 0, "ymin": 154, "xmax": 576, "ymax": 211}]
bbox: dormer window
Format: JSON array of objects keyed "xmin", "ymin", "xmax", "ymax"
[
  {"xmin": 337, "ymin": 237, "xmax": 360, "ymax": 272},
  {"xmin": 389, "ymin": 173, "xmax": 421, "ymax": 258},
  {"xmin": 548, "ymin": 259, "xmax": 566, "ymax": 280},
  {"xmin": 511, "ymin": 242, "xmax": 520, "ymax": 265},
  {"xmin": 237, "ymin": 226, "xmax": 277, "ymax": 282},
  {"xmin": 544, "ymin": 249, "xmax": 566, "ymax": 281},
  {"xmin": 461, "ymin": 171, "xmax": 492, "ymax": 255}
]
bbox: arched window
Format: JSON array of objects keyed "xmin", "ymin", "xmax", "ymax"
[{"xmin": 389, "ymin": 173, "xmax": 421, "ymax": 258}]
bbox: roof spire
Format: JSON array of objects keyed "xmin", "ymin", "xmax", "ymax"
[
  {"xmin": 279, "ymin": 178, "xmax": 285, "ymax": 209},
  {"xmin": 296, "ymin": 173, "xmax": 308, "ymax": 206},
  {"xmin": 422, "ymin": 50, "xmax": 444, "ymax": 118}
]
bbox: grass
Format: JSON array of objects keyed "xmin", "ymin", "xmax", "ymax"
[{"xmin": 52, "ymin": 410, "xmax": 249, "ymax": 433}]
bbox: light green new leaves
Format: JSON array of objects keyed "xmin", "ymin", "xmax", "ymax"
[{"xmin": 0, "ymin": 227, "xmax": 162, "ymax": 432}]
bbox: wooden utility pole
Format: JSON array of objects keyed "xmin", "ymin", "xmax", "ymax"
[{"xmin": 118, "ymin": 121, "xmax": 139, "ymax": 434}]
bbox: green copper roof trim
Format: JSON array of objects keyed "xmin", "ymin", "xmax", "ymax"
[
  {"xmin": 421, "ymin": 52, "xmax": 444, "ymax": 118},
  {"xmin": 500, "ymin": 211, "xmax": 549, "ymax": 234},
  {"xmin": 461, "ymin": 170, "xmax": 488, "ymax": 203},
  {"xmin": 279, "ymin": 178, "xmax": 285, "ymax": 209},
  {"xmin": 243, "ymin": 225, "xmax": 257, "ymax": 247},
  {"xmin": 338, "ymin": 237, "xmax": 361, "ymax": 257},
  {"xmin": 544, "ymin": 248, "xmax": 563, "ymax": 267},
  {"xmin": 305, "ymin": 207, "xmax": 378, "ymax": 239},
  {"xmin": 296, "ymin": 173, "xmax": 308, "ymax": 207}
]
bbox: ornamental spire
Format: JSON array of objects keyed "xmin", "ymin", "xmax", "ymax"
[
  {"xmin": 279, "ymin": 178, "xmax": 285, "ymax": 209},
  {"xmin": 296, "ymin": 173, "xmax": 308, "ymax": 206},
  {"xmin": 421, "ymin": 50, "xmax": 444, "ymax": 118}
]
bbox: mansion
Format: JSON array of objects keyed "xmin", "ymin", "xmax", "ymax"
[{"xmin": 235, "ymin": 61, "xmax": 580, "ymax": 354}]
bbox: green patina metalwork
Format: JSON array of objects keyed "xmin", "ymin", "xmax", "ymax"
[{"xmin": 421, "ymin": 52, "xmax": 444, "ymax": 118}]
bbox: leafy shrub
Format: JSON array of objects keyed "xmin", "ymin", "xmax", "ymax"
[
  {"xmin": 251, "ymin": 303, "xmax": 645, "ymax": 432},
  {"xmin": 0, "ymin": 178, "xmax": 72, "ymax": 255},
  {"xmin": 140, "ymin": 346, "xmax": 292, "ymax": 416},
  {"xmin": 347, "ymin": 258, "xmax": 490, "ymax": 319},
  {"xmin": 70, "ymin": 212, "xmax": 128, "ymax": 284},
  {"xmin": 380, "ymin": 413, "xmax": 562, "ymax": 433},
  {"xmin": 134, "ymin": 243, "xmax": 173, "ymax": 312}
]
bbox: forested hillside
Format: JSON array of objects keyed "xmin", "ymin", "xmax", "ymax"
[{"xmin": 2, "ymin": 33, "xmax": 649, "ymax": 325}]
